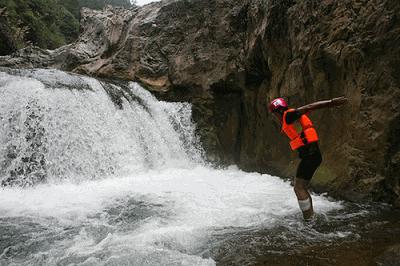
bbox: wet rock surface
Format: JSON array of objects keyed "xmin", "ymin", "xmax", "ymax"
[
  {"xmin": 0, "ymin": 0, "xmax": 399, "ymax": 205},
  {"xmin": 376, "ymin": 244, "xmax": 400, "ymax": 266},
  {"xmin": 214, "ymin": 206, "xmax": 400, "ymax": 266}
]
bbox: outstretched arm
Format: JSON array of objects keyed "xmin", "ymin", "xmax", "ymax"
[{"xmin": 296, "ymin": 96, "xmax": 347, "ymax": 114}]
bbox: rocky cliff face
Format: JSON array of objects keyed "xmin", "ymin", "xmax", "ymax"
[
  {"xmin": 1, "ymin": 0, "xmax": 399, "ymax": 205},
  {"xmin": 243, "ymin": 0, "xmax": 400, "ymax": 206}
]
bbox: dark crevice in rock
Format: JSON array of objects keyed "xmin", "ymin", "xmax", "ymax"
[{"xmin": 245, "ymin": 36, "xmax": 270, "ymax": 87}]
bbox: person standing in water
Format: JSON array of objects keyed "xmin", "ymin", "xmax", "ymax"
[{"xmin": 268, "ymin": 96, "xmax": 347, "ymax": 220}]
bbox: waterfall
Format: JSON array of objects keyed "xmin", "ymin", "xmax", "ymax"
[{"xmin": 0, "ymin": 68, "xmax": 203, "ymax": 186}]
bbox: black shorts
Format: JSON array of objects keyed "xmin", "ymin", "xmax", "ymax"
[{"xmin": 296, "ymin": 142, "xmax": 322, "ymax": 181}]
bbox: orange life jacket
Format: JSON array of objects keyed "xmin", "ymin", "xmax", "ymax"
[{"xmin": 282, "ymin": 109, "xmax": 319, "ymax": 150}]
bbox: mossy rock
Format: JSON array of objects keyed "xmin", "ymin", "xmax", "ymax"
[{"xmin": 311, "ymin": 165, "xmax": 338, "ymax": 193}]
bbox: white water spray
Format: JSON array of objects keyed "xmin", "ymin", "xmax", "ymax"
[
  {"xmin": 0, "ymin": 69, "xmax": 343, "ymax": 265},
  {"xmin": 0, "ymin": 69, "xmax": 202, "ymax": 186}
]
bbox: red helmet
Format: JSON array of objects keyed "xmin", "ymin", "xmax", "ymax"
[{"xmin": 269, "ymin": 98, "xmax": 288, "ymax": 113}]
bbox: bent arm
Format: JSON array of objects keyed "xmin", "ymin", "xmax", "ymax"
[{"xmin": 296, "ymin": 96, "xmax": 347, "ymax": 114}]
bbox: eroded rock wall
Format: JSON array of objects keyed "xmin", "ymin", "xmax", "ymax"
[
  {"xmin": 243, "ymin": 0, "xmax": 400, "ymax": 204},
  {"xmin": 0, "ymin": 0, "xmax": 399, "ymax": 204}
]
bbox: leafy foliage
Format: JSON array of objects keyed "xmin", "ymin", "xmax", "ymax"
[
  {"xmin": 0, "ymin": 0, "xmax": 134, "ymax": 55},
  {"xmin": 0, "ymin": 7, "xmax": 27, "ymax": 54}
]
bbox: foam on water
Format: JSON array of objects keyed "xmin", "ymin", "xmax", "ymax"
[
  {"xmin": 0, "ymin": 69, "xmax": 343, "ymax": 265},
  {"xmin": 0, "ymin": 167, "xmax": 342, "ymax": 265}
]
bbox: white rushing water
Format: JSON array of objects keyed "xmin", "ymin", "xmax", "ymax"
[
  {"xmin": 0, "ymin": 69, "xmax": 343, "ymax": 265},
  {"xmin": 135, "ymin": 0, "xmax": 160, "ymax": 6}
]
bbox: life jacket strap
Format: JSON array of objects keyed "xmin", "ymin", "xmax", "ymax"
[{"xmin": 300, "ymin": 131, "xmax": 308, "ymax": 145}]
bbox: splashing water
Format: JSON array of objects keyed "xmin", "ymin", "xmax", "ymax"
[
  {"xmin": 0, "ymin": 69, "xmax": 203, "ymax": 186},
  {"xmin": 0, "ymin": 69, "xmax": 359, "ymax": 265}
]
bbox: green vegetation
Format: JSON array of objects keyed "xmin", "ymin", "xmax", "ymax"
[{"xmin": 0, "ymin": 0, "xmax": 134, "ymax": 55}]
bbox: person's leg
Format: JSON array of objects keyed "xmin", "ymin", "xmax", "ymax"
[
  {"xmin": 294, "ymin": 155, "xmax": 321, "ymax": 219},
  {"xmin": 294, "ymin": 144, "xmax": 322, "ymax": 219},
  {"xmin": 294, "ymin": 177, "xmax": 314, "ymax": 219}
]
